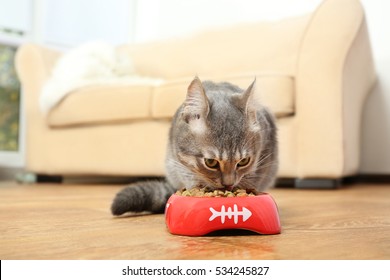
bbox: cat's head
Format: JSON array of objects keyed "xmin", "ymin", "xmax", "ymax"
[{"xmin": 177, "ymin": 76, "xmax": 268, "ymax": 190}]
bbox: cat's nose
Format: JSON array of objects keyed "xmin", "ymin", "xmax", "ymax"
[
  {"xmin": 222, "ymin": 184, "xmax": 234, "ymax": 191},
  {"xmin": 222, "ymin": 174, "xmax": 235, "ymax": 189}
]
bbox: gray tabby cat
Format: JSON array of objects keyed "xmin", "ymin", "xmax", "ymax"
[{"xmin": 111, "ymin": 77, "xmax": 278, "ymax": 215}]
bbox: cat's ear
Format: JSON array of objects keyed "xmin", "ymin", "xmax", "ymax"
[
  {"xmin": 182, "ymin": 76, "xmax": 210, "ymax": 133},
  {"xmin": 242, "ymin": 78, "xmax": 260, "ymax": 131}
]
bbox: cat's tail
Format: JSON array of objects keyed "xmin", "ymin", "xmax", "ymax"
[{"xmin": 111, "ymin": 179, "xmax": 176, "ymax": 215}]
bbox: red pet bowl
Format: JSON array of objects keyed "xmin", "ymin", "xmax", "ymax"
[{"xmin": 165, "ymin": 193, "xmax": 281, "ymax": 236}]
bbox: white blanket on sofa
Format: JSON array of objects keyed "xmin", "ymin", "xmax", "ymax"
[{"xmin": 39, "ymin": 42, "xmax": 163, "ymax": 114}]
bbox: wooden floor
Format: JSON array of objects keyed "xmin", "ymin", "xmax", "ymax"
[{"xmin": 0, "ymin": 181, "xmax": 389, "ymax": 260}]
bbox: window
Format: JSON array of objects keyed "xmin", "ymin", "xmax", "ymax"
[{"xmin": 0, "ymin": 44, "xmax": 20, "ymax": 152}]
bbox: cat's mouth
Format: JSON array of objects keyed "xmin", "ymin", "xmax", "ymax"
[
  {"xmin": 196, "ymin": 183, "xmax": 233, "ymax": 192},
  {"xmin": 195, "ymin": 184, "xmax": 243, "ymax": 193},
  {"xmin": 221, "ymin": 185, "xmax": 235, "ymax": 191}
]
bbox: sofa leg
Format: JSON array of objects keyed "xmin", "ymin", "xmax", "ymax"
[
  {"xmin": 36, "ymin": 174, "xmax": 63, "ymax": 183},
  {"xmin": 294, "ymin": 178, "xmax": 341, "ymax": 189},
  {"xmin": 16, "ymin": 172, "xmax": 63, "ymax": 184}
]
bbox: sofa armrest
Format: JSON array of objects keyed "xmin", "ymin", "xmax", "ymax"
[
  {"xmin": 295, "ymin": 0, "xmax": 376, "ymax": 178},
  {"xmin": 15, "ymin": 44, "xmax": 62, "ymax": 105},
  {"xmin": 15, "ymin": 44, "xmax": 63, "ymax": 171}
]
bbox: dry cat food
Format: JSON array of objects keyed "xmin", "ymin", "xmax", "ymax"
[{"xmin": 175, "ymin": 186, "xmax": 258, "ymax": 197}]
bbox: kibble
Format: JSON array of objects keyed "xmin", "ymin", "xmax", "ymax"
[{"xmin": 175, "ymin": 186, "xmax": 258, "ymax": 197}]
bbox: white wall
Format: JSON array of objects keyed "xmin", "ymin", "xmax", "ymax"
[
  {"xmin": 0, "ymin": 0, "xmax": 32, "ymax": 46},
  {"xmin": 359, "ymin": 0, "xmax": 390, "ymax": 174},
  {"xmin": 0, "ymin": 0, "xmax": 32, "ymax": 32},
  {"xmin": 134, "ymin": 0, "xmax": 321, "ymax": 43},
  {"xmin": 42, "ymin": 0, "xmax": 135, "ymax": 48}
]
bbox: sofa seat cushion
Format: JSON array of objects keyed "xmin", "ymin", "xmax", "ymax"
[{"xmin": 47, "ymin": 74, "xmax": 294, "ymax": 127}]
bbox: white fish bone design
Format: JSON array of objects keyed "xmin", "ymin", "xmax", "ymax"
[{"xmin": 209, "ymin": 204, "xmax": 252, "ymax": 224}]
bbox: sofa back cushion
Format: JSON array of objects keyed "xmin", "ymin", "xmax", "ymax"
[{"xmin": 120, "ymin": 15, "xmax": 310, "ymax": 79}]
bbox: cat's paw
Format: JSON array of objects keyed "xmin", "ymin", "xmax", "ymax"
[{"xmin": 111, "ymin": 186, "xmax": 147, "ymax": 215}]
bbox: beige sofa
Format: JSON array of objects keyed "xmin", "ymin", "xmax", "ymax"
[{"xmin": 16, "ymin": 0, "xmax": 376, "ymax": 187}]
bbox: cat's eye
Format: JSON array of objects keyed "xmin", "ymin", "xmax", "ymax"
[
  {"xmin": 204, "ymin": 158, "xmax": 219, "ymax": 169},
  {"xmin": 237, "ymin": 157, "xmax": 250, "ymax": 167}
]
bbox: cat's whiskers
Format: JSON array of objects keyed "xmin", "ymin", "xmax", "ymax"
[
  {"xmin": 166, "ymin": 158, "xmax": 197, "ymax": 184},
  {"xmin": 256, "ymin": 152, "xmax": 275, "ymax": 167}
]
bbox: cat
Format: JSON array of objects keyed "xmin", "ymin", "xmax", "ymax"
[{"xmin": 111, "ymin": 76, "xmax": 278, "ymax": 215}]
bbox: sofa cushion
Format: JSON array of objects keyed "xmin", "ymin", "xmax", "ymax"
[
  {"xmin": 152, "ymin": 75, "xmax": 294, "ymax": 119},
  {"xmin": 47, "ymin": 85, "xmax": 154, "ymax": 126},
  {"xmin": 121, "ymin": 15, "xmax": 310, "ymax": 79},
  {"xmin": 47, "ymin": 74, "xmax": 294, "ymax": 127}
]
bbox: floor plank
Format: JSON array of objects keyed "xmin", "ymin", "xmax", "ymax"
[{"xmin": 0, "ymin": 182, "xmax": 389, "ymax": 259}]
